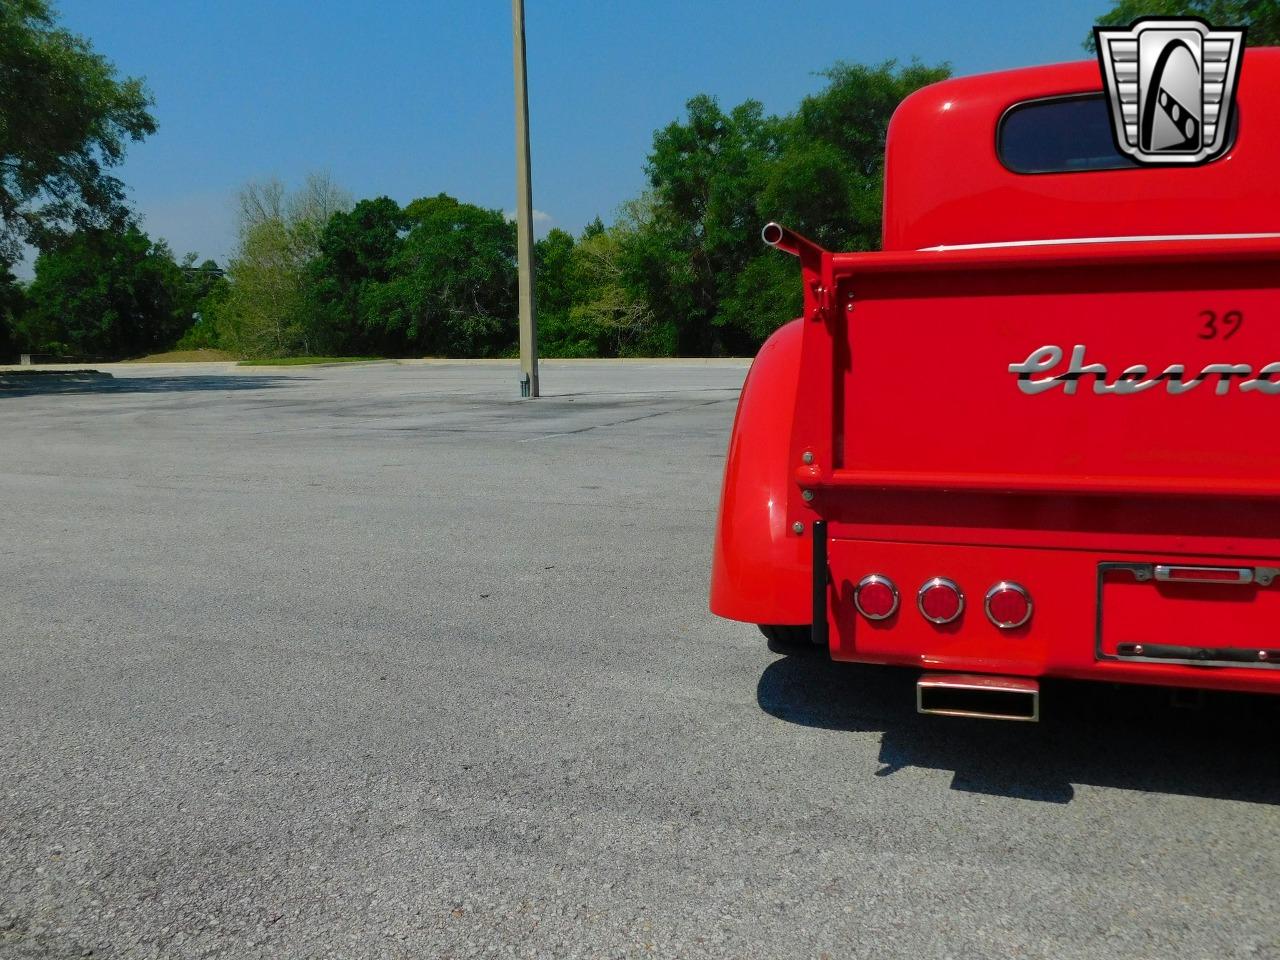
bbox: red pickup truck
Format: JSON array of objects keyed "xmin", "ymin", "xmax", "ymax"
[{"xmin": 710, "ymin": 49, "xmax": 1280, "ymax": 721}]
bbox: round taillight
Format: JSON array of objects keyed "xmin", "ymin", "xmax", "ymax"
[
  {"xmin": 854, "ymin": 574, "xmax": 899, "ymax": 620},
  {"xmin": 917, "ymin": 577, "xmax": 964, "ymax": 624},
  {"xmin": 985, "ymin": 582, "xmax": 1033, "ymax": 629}
]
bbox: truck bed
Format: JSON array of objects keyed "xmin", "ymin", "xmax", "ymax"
[{"xmin": 789, "ymin": 234, "xmax": 1280, "ymax": 500}]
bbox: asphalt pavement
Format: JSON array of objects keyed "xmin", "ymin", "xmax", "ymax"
[{"xmin": 1, "ymin": 360, "xmax": 1277, "ymax": 959}]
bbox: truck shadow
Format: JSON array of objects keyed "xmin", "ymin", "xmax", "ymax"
[
  {"xmin": 0, "ymin": 372, "xmax": 299, "ymax": 397},
  {"xmin": 757, "ymin": 655, "xmax": 1280, "ymax": 805}
]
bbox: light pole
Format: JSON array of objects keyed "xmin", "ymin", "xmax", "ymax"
[{"xmin": 511, "ymin": 0, "xmax": 540, "ymax": 398}]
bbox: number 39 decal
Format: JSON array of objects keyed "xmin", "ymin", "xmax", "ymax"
[{"xmin": 1200, "ymin": 310, "xmax": 1244, "ymax": 340}]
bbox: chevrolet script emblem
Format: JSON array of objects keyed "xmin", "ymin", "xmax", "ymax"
[{"xmin": 1094, "ymin": 17, "xmax": 1245, "ymax": 165}]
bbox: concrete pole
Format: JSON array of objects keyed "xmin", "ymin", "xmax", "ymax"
[{"xmin": 512, "ymin": 0, "xmax": 540, "ymax": 398}]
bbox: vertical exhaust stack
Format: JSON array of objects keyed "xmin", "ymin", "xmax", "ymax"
[{"xmin": 917, "ymin": 673, "xmax": 1040, "ymax": 722}]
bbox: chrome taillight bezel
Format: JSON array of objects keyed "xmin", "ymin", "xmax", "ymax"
[
  {"xmin": 984, "ymin": 581, "xmax": 1033, "ymax": 630},
  {"xmin": 854, "ymin": 574, "xmax": 900, "ymax": 621},
  {"xmin": 917, "ymin": 577, "xmax": 965, "ymax": 625}
]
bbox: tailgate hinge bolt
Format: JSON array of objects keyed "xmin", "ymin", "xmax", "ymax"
[
  {"xmin": 801, "ymin": 451, "xmax": 814, "ymax": 464},
  {"xmin": 792, "ymin": 521, "xmax": 805, "ymax": 535},
  {"xmin": 801, "ymin": 489, "xmax": 815, "ymax": 502}
]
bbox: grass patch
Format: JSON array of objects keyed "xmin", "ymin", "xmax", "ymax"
[
  {"xmin": 238, "ymin": 356, "xmax": 384, "ymax": 367},
  {"xmin": 132, "ymin": 349, "xmax": 241, "ymax": 362}
]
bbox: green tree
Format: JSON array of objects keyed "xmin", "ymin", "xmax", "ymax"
[
  {"xmin": 0, "ymin": 264, "xmax": 25, "ymax": 361},
  {"xmin": 0, "ymin": 0, "xmax": 156, "ymax": 263},
  {"xmin": 722, "ymin": 59, "xmax": 950, "ymax": 341},
  {"xmin": 178, "ymin": 254, "xmax": 226, "ymax": 307},
  {"xmin": 308, "ymin": 196, "xmax": 404, "ymax": 354},
  {"xmin": 764, "ymin": 61, "xmax": 950, "ymax": 251},
  {"xmin": 173, "ymin": 258, "xmax": 230, "ymax": 350},
  {"xmin": 636, "ymin": 96, "xmax": 783, "ymax": 354},
  {"xmin": 565, "ymin": 221, "xmax": 657, "ymax": 357},
  {"xmin": 221, "ymin": 217, "xmax": 309, "ymax": 357},
  {"xmin": 533, "ymin": 227, "xmax": 577, "ymax": 355},
  {"xmin": 538, "ymin": 223, "xmax": 643, "ymax": 359},
  {"xmin": 630, "ymin": 60, "xmax": 947, "ymax": 354},
  {"xmin": 18, "ymin": 226, "xmax": 188, "ymax": 358},
  {"xmin": 218, "ymin": 174, "xmax": 352, "ymax": 357},
  {"xmin": 366, "ymin": 194, "xmax": 517, "ymax": 356},
  {"xmin": 1088, "ymin": 1, "xmax": 1280, "ymax": 47}
]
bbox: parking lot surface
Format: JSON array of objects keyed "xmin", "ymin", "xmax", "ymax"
[{"xmin": 2, "ymin": 360, "xmax": 1278, "ymax": 959}]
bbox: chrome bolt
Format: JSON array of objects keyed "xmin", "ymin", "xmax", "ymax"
[
  {"xmin": 792, "ymin": 521, "xmax": 804, "ymax": 535},
  {"xmin": 1260, "ymin": 650, "xmax": 1270, "ymax": 662},
  {"xmin": 801, "ymin": 451, "xmax": 814, "ymax": 465},
  {"xmin": 1133, "ymin": 644, "xmax": 1145, "ymax": 656},
  {"xmin": 801, "ymin": 489, "xmax": 815, "ymax": 502}
]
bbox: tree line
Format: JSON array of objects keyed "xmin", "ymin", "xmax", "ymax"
[
  {"xmin": 2, "ymin": 59, "xmax": 946, "ymax": 362},
  {"xmin": 3, "ymin": 0, "xmax": 1276, "ymax": 362}
]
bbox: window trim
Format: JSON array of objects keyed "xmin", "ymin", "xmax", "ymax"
[{"xmin": 997, "ymin": 92, "xmax": 1142, "ymax": 175}]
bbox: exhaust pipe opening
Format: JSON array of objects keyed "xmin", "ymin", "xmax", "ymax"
[
  {"xmin": 759, "ymin": 221, "xmax": 826, "ymax": 260},
  {"xmin": 917, "ymin": 673, "xmax": 1040, "ymax": 722}
]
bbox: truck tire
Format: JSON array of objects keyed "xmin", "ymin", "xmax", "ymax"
[{"xmin": 759, "ymin": 624, "xmax": 816, "ymax": 654}]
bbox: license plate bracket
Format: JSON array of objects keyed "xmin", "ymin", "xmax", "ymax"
[{"xmin": 1097, "ymin": 561, "xmax": 1280, "ymax": 669}]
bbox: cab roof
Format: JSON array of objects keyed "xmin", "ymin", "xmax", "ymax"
[{"xmin": 882, "ymin": 49, "xmax": 1280, "ymax": 251}]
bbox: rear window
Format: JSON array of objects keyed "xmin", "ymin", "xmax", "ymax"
[{"xmin": 998, "ymin": 94, "xmax": 1139, "ymax": 174}]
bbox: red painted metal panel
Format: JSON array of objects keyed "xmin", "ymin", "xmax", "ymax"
[
  {"xmin": 802, "ymin": 239, "xmax": 1280, "ymax": 696},
  {"xmin": 827, "ymin": 538, "xmax": 1280, "ymax": 695},
  {"xmin": 828, "ymin": 245, "xmax": 1280, "ymax": 498},
  {"xmin": 708, "ymin": 320, "xmax": 814, "ymax": 625},
  {"xmin": 883, "ymin": 50, "xmax": 1280, "ymax": 252},
  {"xmin": 1099, "ymin": 567, "xmax": 1280, "ymax": 664}
]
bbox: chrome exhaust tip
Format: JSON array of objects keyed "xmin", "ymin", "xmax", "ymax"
[
  {"xmin": 761, "ymin": 222, "xmax": 785, "ymax": 246},
  {"xmin": 917, "ymin": 673, "xmax": 1040, "ymax": 722}
]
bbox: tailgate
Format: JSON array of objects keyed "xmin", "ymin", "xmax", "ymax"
[{"xmin": 798, "ymin": 237, "xmax": 1280, "ymax": 498}]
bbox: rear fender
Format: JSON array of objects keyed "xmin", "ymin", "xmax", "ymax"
[{"xmin": 709, "ymin": 318, "xmax": 813, "ymax": 625}]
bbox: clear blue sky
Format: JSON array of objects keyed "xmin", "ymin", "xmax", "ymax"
[{"xmin": 54, "ymin": 0, "xmax": 1105, "ymax": 267}]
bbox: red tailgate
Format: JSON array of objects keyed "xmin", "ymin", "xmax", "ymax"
[{"xmin": 801, "ymin": 238, "xmax": 1280, "ymax": 499}]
